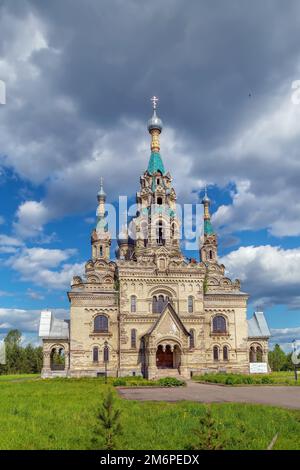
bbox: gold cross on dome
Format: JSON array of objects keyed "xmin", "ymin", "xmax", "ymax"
[{"xmin": 151, "ymin": 96, "xmax": 159, "ymax": 110}]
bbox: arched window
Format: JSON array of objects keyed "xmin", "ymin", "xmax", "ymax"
[
  {"xmin": 99, "ymin": 246, "xmax": 103, "ymax": 257},
  {"xmin": 213, "ymin": 346, "xmax": 219, "ymax": 361},
  {"xmin": 249, "ymin": 346, "xmax": 256, "ymax": 362},
  {"xmin": 212, "ymin": 315, "xmax": 226, "ymax": 334},
  {"xmin": 131, "ymin": 329, "xmax": 137, "ymax": 349},
  {"xmin": 256, "ymin": 346, "xmax": 263, "ymax": 362},
  {"xmin": 103, "ymin": 346, "xmax": 109, "ymax": 363},
  {"xmin": 156, "ymin": 221, "xmax": 165, "ymax": 246},
  {"xmin": 152, "ymin": 296, "xmax": 158, "ymax": 313},
  {"xmin": 209, "ymin": 250, "xmax": 213, "ymax": 260},
  {"xmin": 94, "ymin": 315, "xmax": 108, "ymax": 333},
  {"xmin": 50, "ymin": 347, "xmax": 65, "ymax": 371},
  {"xmin": 223, "ymin": 346, "xmax": 229, "ymax": 361},
  {"xmin": 171, "ymin": 223, "xmax": 177, "ymax": 239},
  {"xmin": 131, "ymin": 295, "xmax": 137, "ymax": 313},
  {"xmin": 189, "ymin": 329, "xmax": 195, "ymax": 349},
  {"xmin": 188, "ymin": 296, "xmax": 194, "ymax": 313},
  {"xmin": 158, "ymin": 294, "xmax": 165, "ymax": 313},
  {"xmin": 93, "ymin": 346, "xmax": 99, "ymax": 362},
  {"xmin": 157, "ymin": 197, "xmax": 162, "ymax": 205}
]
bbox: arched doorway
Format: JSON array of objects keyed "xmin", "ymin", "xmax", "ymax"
[
  {"xmin": 156, "ymin": 344, "xmax": 181, "ymax": 369},
  {"xmin": 50, "ymin": 346, "xmax": 65, "ymax": 371}
]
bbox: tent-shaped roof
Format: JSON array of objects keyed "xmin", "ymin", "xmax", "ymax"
[{"xmin": 248, "ymin": 311, "xmax": 270, "ymax": 338}]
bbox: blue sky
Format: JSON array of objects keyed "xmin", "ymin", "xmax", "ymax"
[{"xmin": 0, "ymin": 0, "xmax": 300, "ymax": 352}]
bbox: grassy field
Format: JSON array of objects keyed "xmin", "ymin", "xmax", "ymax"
[
  {"xmin": 193, "ymin": 371, "xmax": 299, "ymax": 386},
  {"xmin": 0, "ymin": 374, "xmax": 40, "ymax": 381},
  {"xmin": 0, "ymin": 376, "xmax": 300, "ymax": 450}
]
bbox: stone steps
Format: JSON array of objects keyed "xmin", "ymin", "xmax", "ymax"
[{"xmin": 153, "ymin": 368, "xmax": 183, "ymax": 380}]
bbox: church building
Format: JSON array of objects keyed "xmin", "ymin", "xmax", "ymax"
[{"xmin": 39, "ymin": 98, "xmax": 270, "ymax": 379}]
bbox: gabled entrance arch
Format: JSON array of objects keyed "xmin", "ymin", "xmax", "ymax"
[{"xmin": 156, "ymin": 343, "xmax": 181, "ymax": 369}]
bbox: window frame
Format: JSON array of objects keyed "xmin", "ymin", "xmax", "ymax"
[
  {"xmin": 188, "ymin": 296, "xmax": 194, "ymax": 313},
  {"xmin": 94, "ymin": 315, "xmax": 108, "ymax": 333},
  {"xmin": 212, "ymin": 315, "xmax": 227, "ymax": 334}
]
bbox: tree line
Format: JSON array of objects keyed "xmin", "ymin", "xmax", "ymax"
[
  {"xmin": 268, "ymin": 343, "xmax": 297, "ymax": 371},
  {"xmin": 0, "ymin": 329, "xmax": 43, "ymax": 375}
]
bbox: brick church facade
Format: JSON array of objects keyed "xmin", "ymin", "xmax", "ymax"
[{"xmin": 39, "ymin": 99, "xmax": 270, "ymax": 379}]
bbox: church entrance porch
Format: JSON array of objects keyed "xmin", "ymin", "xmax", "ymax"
[{"xmin": 155, "ymin": 344, "xmax": 181, "ymax": 370}]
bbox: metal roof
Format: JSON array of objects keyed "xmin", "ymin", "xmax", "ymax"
[
  {"xmin": 39, "ymin": 310, "xmax": 69, "ymax": 340},
  {"xmin": 248, "ymin": 311, "xmax": 270, "ymax": 338}
]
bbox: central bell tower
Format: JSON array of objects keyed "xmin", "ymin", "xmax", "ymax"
[{"xmin": 124, "ymin": 97, "xmax": 183, "ymax": 262}]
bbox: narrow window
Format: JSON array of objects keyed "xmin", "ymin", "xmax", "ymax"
[
  {"xmin": 158, "ymin": 295, "xmax": 165, "ymax": 313},
  {"xmin": 171, "ymin": 223, "xmax": 176, "ymax": 238},
  {"xmin": 223, "ymin": 346, "xmax": 228, "ymax": 361},
  {"xmin": 131, "ymin": 295, "xmax": 137, "ymax": 313},
  {"xmin": 189, "ymin": 330, "xmax": 195, "ymax": 349},
  {"xmin": 103, "ymin": 346, "xmax": 109, "ymax": 363},
  {"xmin": 157, "ymin": 197, "xmax": 162, "ymax": 205},
  {"xmin": 131, "ymin": 329, "xmax": 137, "ymax": 349},
  {"xmin": 99, "ymin": 246, "xmax": 103, "ymax": 257},
  {"xmin": 209, "ymin": 250, "xmax": 213, "ymax": 260},
  {"xmin": 188, "ymin": 296, "xmax": 194, "ymax": 313},
  {"xmin": 213, "ymin": 346, "xmax": 219, "ymax": 361},
  {"xmin": 152, "ymin": 296, "xmax": 158, "ymax": 313},
  {"xmin": 156, "ymin": 221, "xmax": 165, "ymax": 245},
  {"xmin": 256, "ymin": 347, "xmax": 263, "ymax": 362},
  {"xmin": 93, "ymin": 346, "xmax": 99, "ymax": 362}
]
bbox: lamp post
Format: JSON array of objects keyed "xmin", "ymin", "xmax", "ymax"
[
  {"xmin": 292, "ymin": 339, "xmax": 298, "ymax": 382},
  {"xmin": 104, "ymin": 340, "xmax": 109, "ymax": 384}
]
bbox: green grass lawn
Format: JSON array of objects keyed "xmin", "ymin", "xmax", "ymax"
[
  {"xmin": 0, "ymin": 377, "xmax": 299, "ymax": 450},
  {"xmin": 193, "ymin": 371, "xmax": 300, "ymax": 386},
  {"xmin": 0, "ymin": 373, "xmax": 40, "ymax": 382}
]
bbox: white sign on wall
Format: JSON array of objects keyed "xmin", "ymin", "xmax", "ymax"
[{"xmin": 249, "ymin": 362, "xmax": 268, "ymax": 374}]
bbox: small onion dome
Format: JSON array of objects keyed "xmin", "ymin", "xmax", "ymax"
[
  {"xmin": 201, "ymin": 187, "xmax": 210, "ymax": 205},
  {"xmin": 97, "ymin": 178, "xmax": 106, "ymax": 200},
  {"xmin": 147, "ymin": 110, "xmax": 163, "ymax": 133},
  {"xmin": 201, "ymin": 194, "xmax": 210, "ymax": 204}
]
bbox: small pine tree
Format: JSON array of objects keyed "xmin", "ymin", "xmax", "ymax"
[
  {"xmin": 97, "ymin": 390, "xmax": 122, "ymax": 450},
  {"xmin": 187, "ymin": 406, "xmax": 224, "ymax": 450}
]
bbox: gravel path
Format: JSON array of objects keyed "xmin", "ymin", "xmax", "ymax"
[{"xmin": 118, "ymin": 381, "xmax": 300, "ymax": 409}]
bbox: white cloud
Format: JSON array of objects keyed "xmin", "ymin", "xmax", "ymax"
[
  {"xmin": 209, "ymin": 94, "xmax": 300, "ymax": 237},
  {"xmin": 0, "ymin": 234, "xmax": 23, "ymax": 254},
  {"xmin": 0, "ymin": 308, "xmax": 69, "ymax": 344},
  {"xmin": 14, "ymin": 201, "xmax": 52, "ymax": 238},
  {"xmin": 270, "ymin": 327, "xmax": 300, "ymax": 353},
  {"xmin": 6, "ymin": 247, "xmax": 84, "ymax": 290},
  {"xmin": 26, "ymin": 288, "xmax": 45, "ymax": 300},
  {"xmin": 220, "ymin": 245, "xmax": 300, "ymax": 308}
]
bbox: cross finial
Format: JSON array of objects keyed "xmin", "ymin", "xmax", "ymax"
[{"xmin": 151, "ymin": 95, "xmax": 159, "ymax": 110}]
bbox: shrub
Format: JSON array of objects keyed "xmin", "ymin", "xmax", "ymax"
[
  {"xmin": 112, "ymin": 378, "xmax": 127, "ymax": 387},
  {"xmin": 193, "ymin": 372, "xmax": 278, "ymax": 386},
  {"xmin": 157, "ymin": 377, "xmax": 186, "ymax": 387}
]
